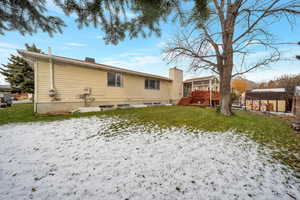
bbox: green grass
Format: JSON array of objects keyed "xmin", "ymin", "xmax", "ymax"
[{"xmin": 0, "ymin": 103, "xmax": 299, "ymax": 172}]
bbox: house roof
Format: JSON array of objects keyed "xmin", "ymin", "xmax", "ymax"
[
  {"xmin": 18, "ymin": 50, "xmax": 172, "ymax": 81},
  {"xmin": 184, "ymin": 75, "xmax": 218, "ymax": 83},
  {"xmin": 0, "ymin": 85, "xmax": 11, "ymax": 92},
  {"xmin": 0, "ymin": 85, "xmax": 11, "ymax": 89}
]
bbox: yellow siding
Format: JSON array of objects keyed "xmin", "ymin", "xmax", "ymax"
[
  {"xmin": 253, "ymin": 100, "xmax": 260, "ymax": 111},
  {"xmin": 36, "ymin": 59, "xmax": 171, "ymax": 103},
  {"xmin": 278, "ymin": 100, "xmax": 286, "ymax": 112},
  {"xmin": 246, "ymin": 99, "xmax": 252, "ymax": 110},
  {"xmin": 245, "ymin": 99, "xmax": 286, "ymax": 112},
  {"xmin": 268, "ymin": 100, "xmax": 276, "ymax": 112},
  {"xmin": 36, "ymin": 60, "xmax": 50, "ymax": 102}
]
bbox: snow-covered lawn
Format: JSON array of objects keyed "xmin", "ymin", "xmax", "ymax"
[{"xmin": 0, "ymin": 117, "xmax": 299, "ymax": 200}]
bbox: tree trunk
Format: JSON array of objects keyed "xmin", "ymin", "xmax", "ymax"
[{"xmin": 219, "ymin": 66, "xmax": 233, "ymax": 116}]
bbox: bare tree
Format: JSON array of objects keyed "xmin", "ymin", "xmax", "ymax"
[
  {"xmin": 164, "ymin": 0, "xmax": 300, "ymax": 116},
  {"xmin": 297, "ymin": 41, "xmax": 300, "ymax": 60}
]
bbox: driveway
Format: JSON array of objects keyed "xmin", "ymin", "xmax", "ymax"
[{"xmin": 0, "ymin": 117, "xmax": 299, "ymax": 199}]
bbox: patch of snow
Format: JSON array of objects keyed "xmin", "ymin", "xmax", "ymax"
[
  {"xmin": 0, "ymin": 117, "xmax": 299, "ymax": 200},
  {"xmin": 251, "ymin": 88, "xmax": 286, "ymax": 93},
  {"xmin": 75, "ymin": 107, "xmax": 102, "ymax": 113},
  {"xmin": 12, "ymin": 100, "xmax": 32, "ymax": 104},
  {"xmin": 131, "ymin": 105, "xmax": 148, "ymax": 108},
  {"xmin": 269, "ymin": 111, "xmax": 294, "ymax": 117}
]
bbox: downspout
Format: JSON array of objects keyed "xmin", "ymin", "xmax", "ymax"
[
  {"xmin": 48, "ymin": 47, "xmax": 54, "ymax": 90},
  {"xmin": 48, "ymin": 47, "xmax": 58, "ymax": 100},
  {"xmin": 33, "ymin": 58, "xmax": 38, "ymax": 113}
]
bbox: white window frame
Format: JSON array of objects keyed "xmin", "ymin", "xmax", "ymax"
[
  {"xmin": 145, "ymin": 79, "xmax": 160, "ymax": 90},
  {"xmin": 107, "ymin": 71, "xmax": 123, "ymax": 87}
]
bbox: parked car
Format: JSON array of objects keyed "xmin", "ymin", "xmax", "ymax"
[{"xmin": 0, "ymin": 93, "xmax": 12, "ymax": 107}]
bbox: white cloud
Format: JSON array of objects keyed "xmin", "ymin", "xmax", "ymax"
[
  {"xmin": 46, "ymin": 0, "xmax": 62, "ymax": 13},
  {"xmin": 0, "ymin": 48, "xmax": 16, "ymax": 64},
  {"xmin": 125, "ymin": 11, "xmax": 137, "ymax": 19},
  {"xmin": 0, "ymin": 48, "xmax": 16, "ymax": 85},
  {"xmin": 157, "ymin": 42, "xmax": 167, "ymax": 48},
  {"xmin": 0, "ymin": 42, "xmax": 19, "ymax": 49},
  {"xmin": 101, "ymin": 55, "xmax": 161, "ymax": 68},
  {"xmin": 132, "ymin": 56, "xmax": 161, "ymax": 66},
  {"xmin": 0, "ymin": 76, "xmax": 7, "ymax": 84},
  {"xmin": 119, "ymin": 52, "xmax": 143, "ymax": 57},
  {"xmin": 96, "ymin": 35, "xmax": 103, "ymax": 40},
  {"xmin": 65, "ymin": 43, "xmax": 87, "ymax": 47},
  {"xmin": 46, "ymin": 0, "xmax": 77, "ymax": 17},
  {"xmin": 99, "ymin": 51, "xmax": 170, "ymax": 77}
]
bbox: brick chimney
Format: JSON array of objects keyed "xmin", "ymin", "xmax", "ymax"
[{"xmin": 169, "ymin": 67, "xmax": 183, "ymax": 104}]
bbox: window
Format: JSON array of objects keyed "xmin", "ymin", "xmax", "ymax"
[
  {"xmin": 145, "ymin": 79, "xmax": 160, "ymax": 90},
  {"xmin": 107, "ymin": 71, "xmax": 122, "ymax": 87}
]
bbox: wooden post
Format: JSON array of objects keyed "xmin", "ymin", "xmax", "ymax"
[
  {"xmin": 209, "ymin": 79, "xmax": 212, "ymax": 106},
  {"xmin": 276, "ymin": 100, "xmax": 278, "ymax": 112},
  {"xmin": 192, "ymin": 81, "xmax": 194, "ymax": 92},
  {"xmin": 295, "ymin": 96, "xmax": 300, "ymax": 121},
  {"xmin": 244, "ymin": 92, "xmax": 247, "ymax": 110}
]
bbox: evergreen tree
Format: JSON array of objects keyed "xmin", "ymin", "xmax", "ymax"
[
  {"xmin": 0, "ymin": 0, "xmax": 65, "ymax": 36},
  {"xmin": 55, "ymin": 0, "xmax": 209, "ymax": 45},
  {"xmin": 0, "ymin": 44, "xmax": 42, "ymax": 93}
]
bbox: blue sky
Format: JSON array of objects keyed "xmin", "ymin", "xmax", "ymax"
[{"xmin": 0, "ymin": 2, "xmax": 300, "ymax": 85}]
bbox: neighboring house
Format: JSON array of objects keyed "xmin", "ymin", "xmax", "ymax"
[
  {"xmin": 183, "ymin": 76, "xmax": 219, "ymax": 97},
  {"xmin": 231, "ymin": 77, "xmax": 256, "ymax": 96},
  {"xmin": 0, "ymin": 85, "xmax": 11, "ymax": 93},
  {"xmin": 10, "ymin": 93, "xmax": 30, "ymax": 100},
  {"xmin": 243, "ymin": 88, "xmax": 292, "ymax": 113},
  {"xmin": 19, "ymin": 50, "xmax": 183, "ymax": 114}
]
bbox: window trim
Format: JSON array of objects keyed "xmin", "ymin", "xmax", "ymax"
[
  {"xmin": 145, "ymin": 79, "xmax": 160, "ymax": 90},
  {"xmin": 107, "ymin": 71, "xmax": 123, "ymax": 87}
]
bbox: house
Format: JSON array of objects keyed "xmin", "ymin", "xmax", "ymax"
[
  {"xmin": 183, "ymin": 76, "xmax": 219, "ymax": 97},
  {"xmin": 18, "ymin": 50, "xmax": 183, "ymax": 114},
  {"xmin": 0, "ymin": 85, "xmax": 11, "ymax": 93},
  {"xmin": 180, "ymin": 76, "xmax": 220, "ymax": 107},
  {"xmin": 243, "ymin": 88, "xmax": 292, "ymax": 113}
]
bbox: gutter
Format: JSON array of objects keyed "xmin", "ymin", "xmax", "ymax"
[{"xmin": 17, "ymin": 50, "xmax": 172, "ymax": 82}]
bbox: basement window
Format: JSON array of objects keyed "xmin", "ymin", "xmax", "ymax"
[
  {"xmin": 107, "ymin": 71, "xmax": 122, "ymax": 87},
  {"xmin": 145, "ymin": 79, "xmax": 160, "ymax": 90}
]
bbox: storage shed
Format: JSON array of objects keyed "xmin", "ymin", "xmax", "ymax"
[{"xmin": 244, "ymin": 88, "xmax": 292, "ymax": 113}]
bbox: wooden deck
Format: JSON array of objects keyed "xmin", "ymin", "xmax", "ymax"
[{"xmin": 178, "ymin": 90, "xmax": 221, "ymax": 107}]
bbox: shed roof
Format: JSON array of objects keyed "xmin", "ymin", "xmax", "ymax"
[
  {"xmin": 245, "ymin": 88, "xmax": 289, "ymax": 100},
  {"xmin": 250, "ymin": 88, "xmax": 285, "ymax": 93},
  {"xmin": 18, "ymin": 50, "xmax": 172, "ymax": 81}
]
